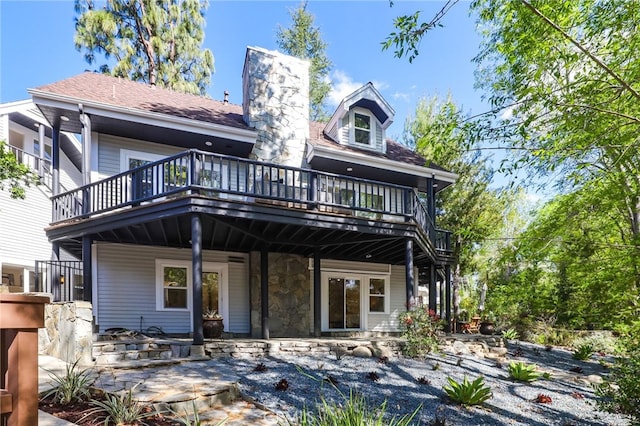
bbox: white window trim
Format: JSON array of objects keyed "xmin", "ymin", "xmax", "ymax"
[
  {"xmin": 320, "ymin": 271, "xmax": 391, "ymax": 331},
  {"xmin": 154, "ymin": 259, "xmax": 230, "ymax": 332},
  {"xmin": 155, "ymin": 259, "xmax": 192, "ymax": 312},
  {"xmin": 120, "ymin": 149, "xmax": 165, "ymax": 172},
  {"xmin": 349, "ymin": 108, "xmax": 374, "ymax": 147},
  {"xmin": 368, "ymin": 276, "xmax": 390, "ymax": 315}
]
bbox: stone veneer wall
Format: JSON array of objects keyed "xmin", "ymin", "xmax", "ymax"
[
  {"xmin": 39, "ymin": 300, "xmax": 93, "ymax": 366},
  {"xmin": 250, "ymin": 252, "xmax": 311, "ymax": 337},
  {"xmin": 242, "ymin": 46, "xmax": 309, "ymax": 169}
]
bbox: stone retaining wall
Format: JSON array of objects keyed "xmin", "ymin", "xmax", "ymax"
[{"xmin": 39, "ymin": 300, "xmax": 93, "ymax": 365}]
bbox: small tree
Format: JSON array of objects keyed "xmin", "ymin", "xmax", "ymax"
[
  {"xmin": 0, "ymin": 141, "xmax": 39, "ymax": 199},
  {"xmin": 276, "ymin": 1, "xmax": 332, "ymax": 122}
]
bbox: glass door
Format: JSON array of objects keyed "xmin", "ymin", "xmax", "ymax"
[{"xmin": 327, "ymin": 277, "xmax": 361, "ymax": 329}]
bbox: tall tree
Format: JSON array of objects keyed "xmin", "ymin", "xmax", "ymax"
[
  {"xmin": 472, "ymin": 0, "xmax": 640, "ymax": 296},
  {"xmin": 404, "ymin": 95, "xmax": 512, "ymax": 319},
  {"xmin": 0, "ymin": 141, "xmax": 39, "ymax": 199},
  {"xmin": 276, "ymin": 2, "xmax": 332, "ymax": 122},
  {"xmin": 74, "ymin": 0, "xmax": 214, "ymax": 95}
]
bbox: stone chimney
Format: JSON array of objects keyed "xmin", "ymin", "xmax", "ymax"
[{"xmin": 242, "ymin": 46, "xmax": 309, "ymax": 168}]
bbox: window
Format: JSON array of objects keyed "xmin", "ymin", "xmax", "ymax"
[
  {"xmin": 156, "ymin": 260, "xmax": 191, "ymax": 311},
  {"xmin": 368, "ymin": 277, "xmax": 387, "ymax": 313},
  {"xmin": 353, "ymin": 112, "xmax": 371, "ymax": 145},
  {"xmin": 33, "ymin": 139, "xmax": 52, "ymax": 160}
]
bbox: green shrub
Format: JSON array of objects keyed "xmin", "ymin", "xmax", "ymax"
[
  {"xmin": 443, "ymin": 376, "xmax": 492, "ymax": 406},
  {"xmin": 502, "ymin": 328, "xmax": 519, "ymax": 340},
  {"xmin": 508, "ymin": 361, "xmax": 540, "ymax": 382},
  {"xmin": 594, "ymin": 321, "xmax": 640, "ymax": 425},
  {"xmin": 572, "ymin": 343, "xmax": 594, "ymax": 360},
  {"xmin": 399, "ymin": 306, "xmax": 444, "ymax": 357},
  {"xmin": 42, "ymin": 360, "xmax": 94, "ymax": 405},
  {"xmin": 293, "ymin": 388, "xmax": 421, "ymax": 426},
  {"xmin": 90, "ymin": 385, "xmax": 155, "ymax": 425}
]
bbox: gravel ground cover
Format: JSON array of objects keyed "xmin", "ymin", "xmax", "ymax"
[{"xmin": 220, "ymin": 341, "xmax": 627, "ymax": 425}]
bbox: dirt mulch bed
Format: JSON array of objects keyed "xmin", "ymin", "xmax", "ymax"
[{"xmin": 39, "ymin": 389, "xmax": 179, "ymax": 426}]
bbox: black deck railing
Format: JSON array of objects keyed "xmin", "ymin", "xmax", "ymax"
[
  {"xmin": 51, "ymin": 150, "xmax": 452, "ymax": 253},
  {"xmin": 34, "ymin": 260, "xmax": 84, "ymax": 302}
]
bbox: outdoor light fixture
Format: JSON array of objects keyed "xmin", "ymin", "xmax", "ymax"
[
  {"xmin": 204, "ymin": 141, "xmax": 213, "ymax": 147},
  {"xmin": 60, "ymin": 115, "xmax": 70, "ymax": 121},
  {"xmin": 346, "ymin": 167, "xmax": 353, "ymax": 172}
]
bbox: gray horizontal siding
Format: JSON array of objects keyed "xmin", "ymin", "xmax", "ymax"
[
  {"xmin": 367, "ymin": 265, "xmax": 406, "ymax": 332},
  {"xmin": 98, "ymin": 134, "xmax": 182, "ymax": 177},
  {"xmin": 95, "ymin": 243, "xmax": 249, "ymax": 334}
]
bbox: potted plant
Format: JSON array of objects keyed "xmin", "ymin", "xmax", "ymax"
[
  {"xmin": 480, "ymin": 312, "xmax": 496, "ymax": 335},
  {"xmin": 202, "ymin": 309, "xmax": 224, "ymax": 339}
]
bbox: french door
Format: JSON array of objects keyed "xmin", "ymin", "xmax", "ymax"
[{"xmin": 323, "ymin": 275, "xmax": 362, "ymax": 330}]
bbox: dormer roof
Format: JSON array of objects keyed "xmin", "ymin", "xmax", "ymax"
[{"xmin": 325, "ymin": 83, "xmax": 395, "ymax": 142}]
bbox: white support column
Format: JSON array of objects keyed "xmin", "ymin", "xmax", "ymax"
[{"xmin": 22, "ymin": 267, "xmax": 30, "ymax": 292}]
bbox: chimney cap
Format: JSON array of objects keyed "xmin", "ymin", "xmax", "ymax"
[{"xmin": 223, "ymin": 90, "xmax": 229, "ymax": 104}]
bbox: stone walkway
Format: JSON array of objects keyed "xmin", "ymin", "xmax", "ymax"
[{"xmin": 38, "ymin": 355, "xmax": 281, "ymax": 425}]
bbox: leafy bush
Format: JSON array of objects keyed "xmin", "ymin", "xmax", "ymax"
[
  {"xmin": 293, "ymin": 388, "xmax": 421, "ymax": 426},
  {"xmin": 443, "ymin": 376, "xmax": 492, "ymax": 406},
  {"xmin": 90, "ymin": 385, "xmax": 155, "ymax": 425},
  {"xmin": 508, "ymin": 362, "xmax": 540, "ymax": 382},
  {"xmin": 399, "ymin": 306, "xmax": 444, "ymax": 357},
  {"xmin": 594, "ymin": 320, "xmax": 640, "ymax": 425},
  {"xmin": 42, "ymin": 360, "xmax": 94, "ymax": 404},
  {"xmin": 572, "ymin": 343, "xmax": 594, "ymax": 360},
  {"xmin": 502, "ymin": 328, "xmax": 519, "ymax": 340}
]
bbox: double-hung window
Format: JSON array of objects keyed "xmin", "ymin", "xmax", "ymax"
[{"xmin": 353, "ymin": 112, "xmax": 372, "ymax": 145}]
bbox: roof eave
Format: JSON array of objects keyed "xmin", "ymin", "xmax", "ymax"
[{"xmin": 28, "ymin": 89, "xmax": 257, "ymax": 144}]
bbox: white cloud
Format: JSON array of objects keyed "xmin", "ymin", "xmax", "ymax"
[
  {"xmin": 328, "ymin": 70, "xmax": 362, "ymax": 106},
  {"xmin": 327, "ymin": 70, "xmax": 389, "ymax": 106},
  {"xmin": 392, "ymin": 92, "xmax": 410, "ymax": 102}
]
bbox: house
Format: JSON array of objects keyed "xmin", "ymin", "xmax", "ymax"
[
  {"xmin": 0, "ymin": 100, "xmax": 82, "ymax": 296},
  {"xmin": 28, "ymin": 46, "xmax": 457, "ymax": 347}
]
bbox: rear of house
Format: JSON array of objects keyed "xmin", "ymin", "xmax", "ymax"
[{"xmin": 29, "ymin": 46, "xmax": 457, "ymax": 343}]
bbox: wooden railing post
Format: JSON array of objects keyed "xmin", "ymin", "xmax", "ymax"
[{"xmin": 0, "ymin": 294, "xmax": 48, "ymax": 426}]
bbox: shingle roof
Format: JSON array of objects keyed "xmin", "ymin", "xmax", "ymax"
[
  {"xmin": 33, "ymin": 72, "xmax": 438, "ymax": 169},
  {"xmin": 32, "ymin": 72, "xmax": 249, "ymax": 130},
  {"xmin": 308, "ymin": 121, "xmax": 447, "ymax": 171}
]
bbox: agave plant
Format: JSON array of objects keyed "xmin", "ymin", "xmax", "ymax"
[
  {"xmin": 572, "ymin": 343, "xmax": 594, "ymax": 360},
  {"xmin": 508, "ymin": 361, "xmax": 541, "ymax": 382},
  {"xmin": 443, "ymin": 376, "xmax": 492, "ymax": 406},
  {"xmin": 90, "ymin": 385, "xmax": 155, "ymax": 425},
  {"xmin": 502, "ymin": 328, "xmax": 519, "ymax": 340}
]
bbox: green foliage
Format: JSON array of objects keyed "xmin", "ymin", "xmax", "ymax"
[
  {"xmin": 471, "ymin": 0, "xmax": 640, "ymax": 331},
  {"xmin": 74, "ymin": 0, "xmax": 214, "ymax": 95},
  {"xmin": 293, "ymin": 388, "xmax": 421, "ymax": 426},
  {"xmin": 382, "ymin": 1, "xmax": 459, "ymax": 63},
  {"xmin": 443, "ymin": 376, "xmax": 492, "ymax": 406},
  {"xmin": 43, "ymin": 360, "xmax": 94, "ymax": 405},
  {"xmin": 399, "ymin": 306, "xmax": 443, "ymax": 357},
  {"xmin": 572, "ymin": 343, "xmax": 595, "ymax": 361},
  {"xmin": 276, "ymin": 2, "xmax": 332, "ymax": 122},
  {"xmin": 167, "ymin": 400, "xmax": 227, "ymax": 425},
  {"xmin": 90, "ymin": 385, "xmax": 155, "ymax": 425},
  {"xmin": 508, "ymin": 361, "xmax": 540, "ymax": 382},
  {"xmin": 0, "ymin": 141, "xmax": 40, "ymax": 199},
  {"xmin": 595, "ymin": 321, "xmax": 640, "ymax": 425},
  {"xmin": 502, "ymin": 328, "xmax": 519, "ymax": 340}
]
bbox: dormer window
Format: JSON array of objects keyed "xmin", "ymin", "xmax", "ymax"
[{"xmin": 353, "ymin": 112, "xmax": 372, "ymax": 145}]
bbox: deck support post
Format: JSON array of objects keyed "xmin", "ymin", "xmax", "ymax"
[
  {"xmin": 51, "ymin": 242, "xmax": 61, "ymax": 302},
  {"xmin": 261, "ymin": 248, "xmax": 269, "ymax": 339},
  {"xmin": 52, "ymin": 125, "xmax": 60, "ymax": 196},
  {"xmin": 82, "ymin": 236, "xmax": 92, "ymax": 303},
  {"xmin": 428, "ymin": 264, "xmax": 437, "ymax": 312},
  {"xmin": 192, "ymin": 213, "xmax": 203, "ymax": 346},
  {"xmin": 445, "ymin": 264, "xmax": 452, "ymax": 332},
  {"xmin": 38, "ymin": 124, "xmax": 45, "ymax": 177},
  {"xmin": 313, "ymin": 248, "xmax": 321, "ymax": 337},
  {"xmin": 405, "ymin": 238, "xmax": 414, "ymax": 310}
]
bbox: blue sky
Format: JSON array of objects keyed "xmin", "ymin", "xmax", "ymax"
[{"xmin": 0, "ymin": 1, "xmax": 486, "ymax": 141}]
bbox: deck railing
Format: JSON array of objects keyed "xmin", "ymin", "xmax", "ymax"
[
  {"xmin": 6, "ymin": 144, "xmax": 52, "ymax": 188},
  {"xmin": 34, "ymin": 260, "xmax": 84, "ymax": 302},
  {"xmin": 51, "ymin": 150, "xmax": 450, "ymax": 252}
]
